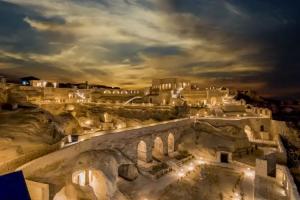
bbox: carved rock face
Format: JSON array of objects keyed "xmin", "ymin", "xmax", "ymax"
[{"xmin": 118, "ymin": 164, "xmax": 138, "ymax": 181}]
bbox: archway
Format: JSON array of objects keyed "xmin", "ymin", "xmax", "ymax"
[
  {"xmin": 72, "ymin": 170, "xmax": 87, "ymax": 186},
  {"xmin": 260, "ymin": 125, "xmax": 265, "ymax": 132},
  {"xmin": 137, "ymin": 140, "xmax": 148, "ymax": 162},
  {"xmin": 71, "ymin": 169, "xmax": 108, "ymax": 200},
  {"xmin": 210, "ymin": 97, "xmax": 217, "ymax": 106},
  {"xmin": 152, "ymin": 137, "xmax": 164, "ymax": 159},
  {"xmin": 168, "ymin": 133, "xmax": 175, "ymax": 155}
]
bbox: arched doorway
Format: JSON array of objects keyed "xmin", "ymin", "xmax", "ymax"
[
  {"xmin": 152, "ymin": 137, "xmax": 164, "ymax": 159},
  {"xmin": 88, "ymin": 170, "xmax": 108, "ymax": 200},
  {"xmin": 168, "ymin": 133, "xmax": 175, "ymax": 155},
  {"xmin": 71, "ymin": 169, "xmax": 108, "ymax": 200},
  {"xmin": 210, "ymin": 97, "xmax": 217, "ymax": 106},
  {"xmin": 137, "ymin": 141, "xmax": 148, "ymax": 162}
]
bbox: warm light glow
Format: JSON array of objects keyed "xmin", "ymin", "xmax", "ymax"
[
  {"xmin": 187, "ymin": 163, "xmax": 195, "ymax": 171},
  {"xmin": 279, "ymin": 188, "xmax": 287, "ymax": 196},
  {"xmin": 245, "ymin": 168, "xmax": 255, "ymax": 178},
  {"xmin": 42, "ymin": 81, "xmax": 47, "ymax": 87},
  {"xmin": 196, "ymin": 157, "xmax": 206, "ymax": 165},
  {"xmin": 177, "ymin": 171, "xmax": 184, "ymax": 178},
  {"xmin": 177, "ymin": 168, "xmax": 185, "ymax": 178},
  {"xmin": 234, "ymin": 192, "xmax": 241, "ymax": 200},
  {"xmin": 84, "ymin": 119, "xmax": 93, "ymax": 126}
]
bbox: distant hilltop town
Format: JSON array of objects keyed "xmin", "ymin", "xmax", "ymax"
[{"xmin": 0, "ymin": 76, "xmax": 244, "ymax": 107}]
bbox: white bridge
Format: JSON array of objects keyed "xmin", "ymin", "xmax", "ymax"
[{"xmin": 123, "ymin": 96, "xmax": 143, "ymax": 105}]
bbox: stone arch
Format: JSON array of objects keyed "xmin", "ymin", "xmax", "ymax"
[
  {"xmin": 210, "ymin": 97, "xmax": 217, "ymax": 106},
  {"xmin": 104, "ymin": 90, "xmax": 111, "ymax": 94},
  {"xmin": 152, "ymin": 137, "xmax": 164, "ymax": 159},
  {"xmin": 137, "ymin": 140, "xmax": 150, "ymax": 162},
  {"xmin": 72, "ymin": 169, "xmax": 87, "ymax": 186},
  {"xmin": 56, "ymin": 169, "xmax": 109, "ymax": 200},
  {"xmin": 88, "ymin": 170, "xmax": 109, "ymax": 200},
  {"xmin": 168, "ymin": 133, "xmax": 175, "ymax": 155}
]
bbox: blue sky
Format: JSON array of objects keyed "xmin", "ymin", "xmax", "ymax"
[{"xmin": 0, "ymin": 0, "xmax": 300, "ymax": 98}]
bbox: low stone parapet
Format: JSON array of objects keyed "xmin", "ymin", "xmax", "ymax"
[
  {"xmin": 0, "ymin": 142, "xmax": 60, "ymax": 175},
  {"xmin": 276, "ymin": 165, "xmax": 300, "ymax": 200}
]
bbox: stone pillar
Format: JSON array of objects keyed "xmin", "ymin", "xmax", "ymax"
[
  {"xmin": 85, "ymin": 170, "xmax": 89, "ymax": 185},
  {"xmin": 145, "ymin": 146, "xmax": 153, "ymax": 162},
  {"xmin": 162, "ymin": 135, "xmax": 169, "ymax": 156},
  {"xmin": 255, "ymin": 159, "xmax": 268, "ymax": 177}
]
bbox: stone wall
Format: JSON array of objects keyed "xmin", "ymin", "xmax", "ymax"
[
  {"xmin": 277, "ymin": 136, "xmax": 288, "ymax": 164},
  {"xmin": 276, "ymin": 165, "xmax": 300, "ymax": 200},
  {"xmin": 271, "ymin": 120, "xmax": 291, "ymax": 138},
  {"xmin": 255, "ymin": 158, "xmax": 300, "ymax": 200},
  {"xmin": 197, "ymin": 117, "xmax": 272, "ymax": 140}
]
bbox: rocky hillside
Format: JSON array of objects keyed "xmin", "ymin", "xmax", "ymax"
[{"xmin": 0, "ymin": 108, "xmax": 65, "ymax": 162}]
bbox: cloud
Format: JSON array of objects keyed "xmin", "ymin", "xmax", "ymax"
[
  {"xmin": 0, "ymin": 0, "xmax": 300, "ymax": 98},
  {"xmin": 156, "ymin": 0, "xmax": 300, "ymax": 97}
]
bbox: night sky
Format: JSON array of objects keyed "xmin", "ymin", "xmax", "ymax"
[{"xmin": 0, "ymin": 0, "xmax": 300, "ymax": 98}]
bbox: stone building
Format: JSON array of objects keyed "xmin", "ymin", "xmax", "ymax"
[{"xmin": 146, "ymin": 78, "xmax": 230, "ymax": 106}]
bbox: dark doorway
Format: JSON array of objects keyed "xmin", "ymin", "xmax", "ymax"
[
  {"xmin": 220, "ymin": 153, "xmax": 229, "ymax": 163},
  {"xmin": 260, "ymin": 125, "xmax": 265, "ymax": 132},
  {"xmin": 46, "ymin": 82, "xmax": 54, "ymax": 87}
]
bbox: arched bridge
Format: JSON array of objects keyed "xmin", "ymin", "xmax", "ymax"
[{"xmin": 17, "ymin": 118, "xmax": 193, "ymax": 199}]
